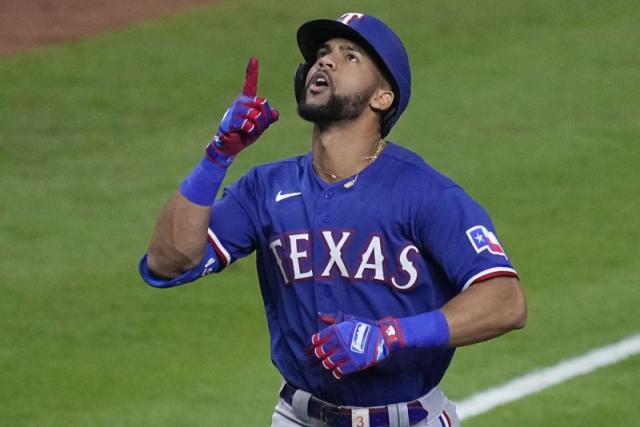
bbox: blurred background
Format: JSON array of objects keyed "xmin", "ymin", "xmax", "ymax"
[{"xmin": 1, "ymin": 0, "xmax": 638, "ymax": 425}]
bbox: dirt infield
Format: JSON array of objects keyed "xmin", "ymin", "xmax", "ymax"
[{"xmin": 0, "ymin": 0, "xmax": 222, "ymax": 56}]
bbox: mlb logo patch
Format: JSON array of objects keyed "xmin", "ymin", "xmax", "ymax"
[
  {"xmin": 350, "ymin": 322, "xmax": 371, "ymax": 354},
  {"xmin": 466, "ymin": 225, "xmax": 508, "ymax": 258}
]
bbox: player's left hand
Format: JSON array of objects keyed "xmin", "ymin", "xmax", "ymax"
[{"xmin": 309, "ymin": 315, "xmax": 405, "ymax": 379}]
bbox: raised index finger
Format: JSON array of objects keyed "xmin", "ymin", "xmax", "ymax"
[{"xmin": 242, "ymin": 57, "xmax": 259, "ymax": 97}]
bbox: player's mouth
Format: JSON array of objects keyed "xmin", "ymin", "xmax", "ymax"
[{"xmin": 307, "ymin": 70, "xmax": 332, "ymax": 95}]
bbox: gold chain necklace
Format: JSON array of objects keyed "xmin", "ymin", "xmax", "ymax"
[{"xmin": 313, "ymin": 139, "xmax": 385, "ymax": 188}]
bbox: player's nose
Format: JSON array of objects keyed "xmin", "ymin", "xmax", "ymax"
[{"xmin": 317, "ymin": 54, "xmax": 336, "ymax": 70}]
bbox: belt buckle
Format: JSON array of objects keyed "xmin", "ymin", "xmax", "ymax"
[
  {"xmin": 320, "ymin": 405, "xmax": 373, "ymax": 427},
  {"xmin": 319, "ymin": 404, "xmax": 347, "ymax": 427}
]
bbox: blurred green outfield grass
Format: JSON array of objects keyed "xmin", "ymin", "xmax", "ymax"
[{"xmin": 1, "ymin": 0, "xmax": 639, "ymax": 425}]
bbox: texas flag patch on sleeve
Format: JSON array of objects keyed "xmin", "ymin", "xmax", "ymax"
[{"xmin": 466, "ymin": 225, "xmax": 508, "ymax": 258}]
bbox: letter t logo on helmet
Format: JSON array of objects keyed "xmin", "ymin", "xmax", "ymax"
[
  {"xmin": 339, "ymin": 13, "xmax": 365, "ymax": 25},
  {"xmin": 295, "ymin": 13, "xmax": 412, "ymax": 137}
]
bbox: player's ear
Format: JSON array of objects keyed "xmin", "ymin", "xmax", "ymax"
[{"xmin": 370, "ymin": 87, "xmax": 395, "ymax": 113}]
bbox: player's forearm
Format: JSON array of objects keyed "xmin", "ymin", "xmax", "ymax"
[
  {"xmin": 441, "ymin": 276, "xmax": 527, "ymax": 347},
  {"xmin": 146, "ymin": 147, "xmax": 230, "ymax": 278},
  {"xmin": 147, "ymin": 191, "xmax": 212, "ymax": 278},
  {"xmin": 143, "ymin": 58, "xmax": 278, "ymax": 280},
  {"xmin": 310, "ymin": 277, "xmax": 526, "ymax": 378}
]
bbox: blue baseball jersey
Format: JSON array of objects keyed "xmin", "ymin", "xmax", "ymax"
[{"xmin": 139, "ymin": 142, "xmax": 518, "ymax": 407}]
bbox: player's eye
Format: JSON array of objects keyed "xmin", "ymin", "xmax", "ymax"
[
  {"xmin": 346, "ymin": 53, "xmax": 358, "ymax": 63},
  {"xmin": 316, "ymin": 48, "xmax": 329, "ymax": 59}
]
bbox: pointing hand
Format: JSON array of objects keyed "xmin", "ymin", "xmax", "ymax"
[{"xmin": 206, "ymin": 58, "xmax": 279, "ymax": 165}]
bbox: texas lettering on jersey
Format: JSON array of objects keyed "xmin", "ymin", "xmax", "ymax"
[{"xmin": 268, "ymin": 230, "xmax": 420, "ymax": 290}]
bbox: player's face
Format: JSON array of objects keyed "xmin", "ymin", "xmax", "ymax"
[{"xmin": 297, "ymin": 38, "xmax": 385, "ymax": 124}]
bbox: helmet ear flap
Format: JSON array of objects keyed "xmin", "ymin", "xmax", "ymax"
[{"xmin": 294, "ymin": 63, "xmax": 311, "ymax": 103}]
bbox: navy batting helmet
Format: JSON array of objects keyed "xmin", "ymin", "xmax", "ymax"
[{"xmin": 295, "ymin": 13, "xmax": 412, "ymax": 137}]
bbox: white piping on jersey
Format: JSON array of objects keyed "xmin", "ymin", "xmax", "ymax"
[
  {"xmin": 207, "ymin": 228, "xmax": 231, "ymax": 265},
  {"xmin": 462, "ymin": 267, "xmax": 518, "ymax": 291}
]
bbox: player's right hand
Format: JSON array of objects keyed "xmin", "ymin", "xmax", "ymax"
[{"xmin": 206, "ymin": 57, "xmax": 279, "ymax": 163}]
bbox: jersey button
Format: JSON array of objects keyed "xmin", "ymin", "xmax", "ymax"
[
  {"xmin": 322, "ymin": 215, "xmax": 330, "ymax": 223},
  {"xmin": 324, "ymin": 191, "xmax": 333, "ymax": 199}
]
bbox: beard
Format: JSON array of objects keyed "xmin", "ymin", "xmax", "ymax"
[{"xmin": 297, "ymin": 85, "xmax": 376, "ymax": 125}]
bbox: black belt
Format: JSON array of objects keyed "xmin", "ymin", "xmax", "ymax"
[{"xmin": 280, "ymin": 383, "xmax": 428, "ymax": 427}]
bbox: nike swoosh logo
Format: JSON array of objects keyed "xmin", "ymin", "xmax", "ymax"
[{"xmin": 275, "ymin": 190, "xmax": 302, "ymax": 202}]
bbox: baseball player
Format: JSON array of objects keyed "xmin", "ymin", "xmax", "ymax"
[{"xmin": 140, "ymin": 13, "xmax": 527, "ymax": 427}]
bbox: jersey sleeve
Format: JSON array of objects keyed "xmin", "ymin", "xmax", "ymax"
[
  {"xmin": 139, "ymin": 172, "xmax": 260, "ymax": 289},
  {"xmin": 418, "ymin": 186, "xmax": 518, "ymax": 292}
]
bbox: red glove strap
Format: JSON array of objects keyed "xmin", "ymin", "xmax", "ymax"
[{"xmin": 378, "ymin": 317, "xmax": 405, "ymax": 353}]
